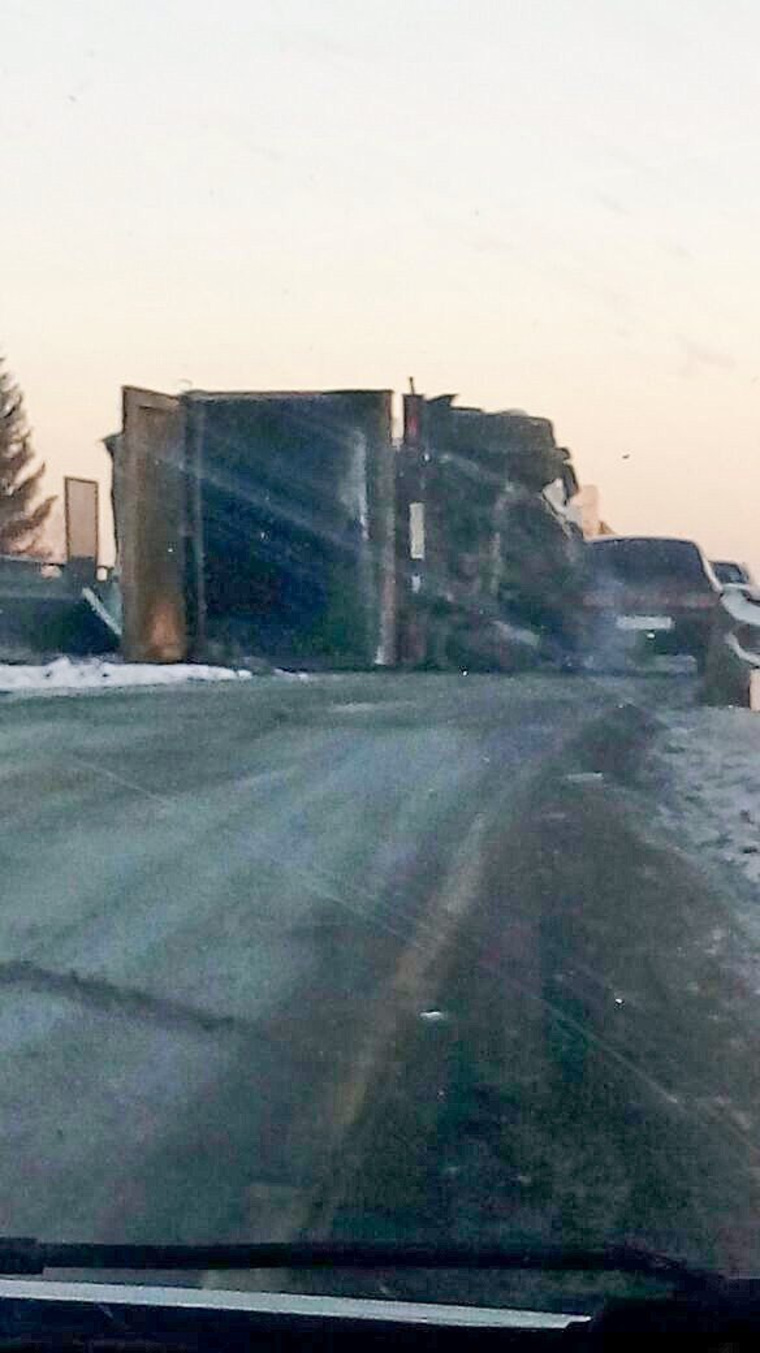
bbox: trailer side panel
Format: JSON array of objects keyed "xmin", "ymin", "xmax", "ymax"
[{"xmin": 120, "ymin": 387, "xmax": 187, "ymax": 662}]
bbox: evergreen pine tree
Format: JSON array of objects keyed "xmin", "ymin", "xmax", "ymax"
[{"xmin": 0, "ymin": 358, "xmax": 54, "ymax": 554}]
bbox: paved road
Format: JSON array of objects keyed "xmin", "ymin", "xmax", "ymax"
[
  {"xmin": 304, "ymin": 676, "xmax": 760, "ymax": 1295},
  {"xmin": 5, "ymin": 665, "xmax": 758, "ymax": 1297},
  {"xmin": 0, "ymin": 672, "xmax": 608, "ymax": 1248}
]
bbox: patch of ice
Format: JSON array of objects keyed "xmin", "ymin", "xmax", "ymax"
[{"xmin": 0, "ymin": 657, "xmax": 255, "ymax": 694}]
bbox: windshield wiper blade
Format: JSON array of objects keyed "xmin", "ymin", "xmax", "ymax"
[{"xmin": 0, "ymin": 1238, "xmax": 720, "ymax": 1287}]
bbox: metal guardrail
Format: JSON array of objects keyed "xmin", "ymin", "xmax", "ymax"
[
  {"xmin": 0, "ymin": 556, "xmax": 119, "ymax": 658},
  {"xmin": 0, "ymin": 556, "xmax": 110, "ymax": 594},
  {"xmin": 0, "ymin": 554, "xmax": 111, "ymax": 574},
  {"xmin": 0, "ymin": 553, "xmax": 59, "ymax": 575}
]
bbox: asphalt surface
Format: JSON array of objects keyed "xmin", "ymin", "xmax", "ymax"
[
  {"xmin": 0, "ymin": 672, "xmax": 600, "ymax": 1247},
  {"xmin": 1, "ymin": 669, "xmax": 758, "ymax": 1298}
]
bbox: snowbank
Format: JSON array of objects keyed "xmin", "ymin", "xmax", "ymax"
[
  {"xmin": 654, "ymin": 708, "xmax": 760, "ymax": 888},
  {"xmin": 0, "ymin": 657, "xmax": 254, "ymax": 694}
]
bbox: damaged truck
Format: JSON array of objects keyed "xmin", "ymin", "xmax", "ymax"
[
  {"xmin": 396, "ymin": 394, "xmax": 585, "ymax": 670},
  {"xmin": 106, "ymin": 384, "xmax": 584, "ymax": 672},
  {"xmin": 107, "ymin": 387, "xmax": 396, "ymax": 668}
]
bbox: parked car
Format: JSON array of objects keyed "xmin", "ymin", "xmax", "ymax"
[
  {"xmin": 711, "ymin": 559, "xmax": 755, "ymax": 587},
  {"xmin": 580, "ymin": 536, "xmax": 721, "ymax": 670}
]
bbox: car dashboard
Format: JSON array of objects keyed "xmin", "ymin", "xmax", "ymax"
[{"xmin": 1, "ymin": 1278, "xmax": 760, "ymax": 1352}]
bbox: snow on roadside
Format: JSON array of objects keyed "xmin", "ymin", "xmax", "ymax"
[
  {"xmin": 653, "ymin": 707, "xmax": 760, "ymax": 889},
  {"xmin": 0, "ymin": 656, "xmax": 254, "ymax": 694}
]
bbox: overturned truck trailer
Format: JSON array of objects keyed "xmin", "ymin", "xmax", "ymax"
[
  {"xmin": 395, "ymin": 393, "xmax": 584, "ymax": 668},
  {"xmin": 111, "ymin": 386, "xmax": 396, "ymax": 667}
]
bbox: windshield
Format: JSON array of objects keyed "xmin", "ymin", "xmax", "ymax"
[
  {"xmin": 587, "ymin": 538, "xmax": 712, "ymax": 586},
  {"xmin": 3, "ymin": 0, "xmax": 760, "ymax": 1323},
  {"xmin": 713, "ymin": 561, "xmax": 748, "ymax": 585}
]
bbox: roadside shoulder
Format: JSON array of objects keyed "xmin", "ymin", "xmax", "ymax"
[{"xmin": 636, "ymin": 704, "xmax": 760, "ymax": 918}]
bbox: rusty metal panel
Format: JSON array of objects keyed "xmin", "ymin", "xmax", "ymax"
[
  {"xmin": 185, "ymin": 399, "xmax": 207, "ymax": 658},
  {"xmin": 119, "ymin": 387, "xmax": 187, "ymax": 662}
]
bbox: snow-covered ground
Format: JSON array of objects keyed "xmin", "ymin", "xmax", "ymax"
[
  {"xmin": 654, "ymin": 707, "xmax": 760, "ymax": 889},
  {"xmin": 0, "ymin": 656, "xmax": 255, "ymax": 694}
]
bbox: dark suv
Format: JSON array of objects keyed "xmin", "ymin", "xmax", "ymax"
[{"xmin": 581, "ymin": 536, "xmax": 721, "ymax": 669}]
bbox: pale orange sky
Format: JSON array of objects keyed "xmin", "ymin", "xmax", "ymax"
[{"xmin": 4, "ymin": 0, "xmax": 760, "ymax": 570}]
